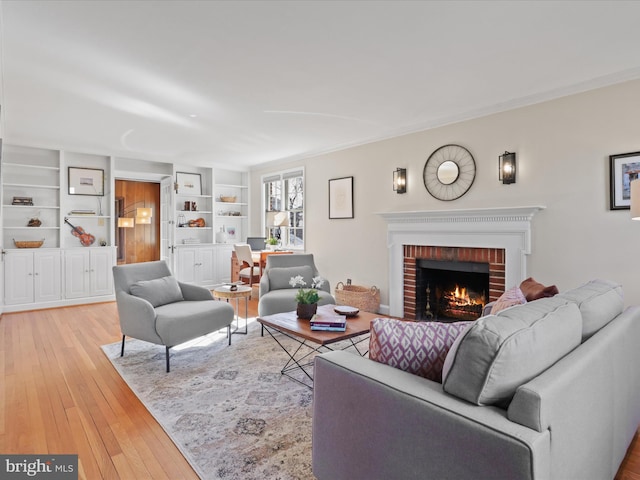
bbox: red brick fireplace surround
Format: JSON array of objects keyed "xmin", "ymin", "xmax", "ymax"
[{"xmin": 403, "ymin": 245, "xmax": 505, "ymax": 321}]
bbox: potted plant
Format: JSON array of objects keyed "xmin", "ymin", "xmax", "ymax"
[
  {"xmin": 290, "ymin": 275, "xmax": 325, "ymax": 319},
  {"xmin": 266, "ymin": 237, "xmax": 278, "ymax": 250}
]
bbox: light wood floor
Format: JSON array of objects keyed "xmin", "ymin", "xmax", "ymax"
[{"xmin": 1, "ymin": 299, "xmax": 639, "ymax": 479}]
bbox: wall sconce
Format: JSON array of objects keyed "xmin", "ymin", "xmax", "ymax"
[
  {"xmin": 499, "ymin": 151, "xmax": 516, "ymax": 184},
  {"xmin": 631, "ymin": 180, "xmax": 640, "ymax": 220},
  {"xmin": 393, "ymin": 168, "xmax": 407, "ymax": 194}
]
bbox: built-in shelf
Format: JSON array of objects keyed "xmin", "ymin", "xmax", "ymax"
[
  {"xmin": 4, "ymin": 183, "xmax": 60, "ymax": 190},
  {"xmin": 5, "ymin": 226, "xmax": 60, "ymax": 230},
  {"xmin": 3, "ymin": 162, "xmax": 60, "ymax": 171},
  {"xmin": 3, "ymin": 205, "xmax": 60, "ymax": 209}
]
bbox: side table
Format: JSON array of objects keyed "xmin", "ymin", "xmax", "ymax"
[{"xmin": 212, "ymin": 285, "xmax": 252, "ymax": 335}]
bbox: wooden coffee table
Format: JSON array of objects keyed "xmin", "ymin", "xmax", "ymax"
[{"xmin": 258, "ymin": 304, "xmax": 383, "ymax": 388}]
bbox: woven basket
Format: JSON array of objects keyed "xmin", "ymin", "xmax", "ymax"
[
  {"xmin": 220, "ymin": 195, "xmax": 237, "ymax": 203},
  {"xmin": 335, "ymin": 282, "xmax": 380, "ymax": 313},
  {"xmin": 14, "ymin": 239, "xmax": 44, "ymax": 248}
]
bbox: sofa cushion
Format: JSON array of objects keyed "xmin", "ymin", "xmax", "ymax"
[
  {"xmin": 268, "ymin": 265, "xmax": 314, "ymax": 290},
  {"xmin": 369, "ymin": 318, "xmax": 472, "ymax": 382},
  {"xmin": 491, "ymin": 286, "xmax": 527, "ymax": 314},
  {"xmin": 442, "ymin": 296, "xmax": 582, "ymax": 407},
  {"xmin": 519, "ymin": 277, "xmax": 559, "ymax": 301},
  {"xmin": 130, "ymin": 275, "xmax": 184, "ymax": 307},
  {"xmin": 558, "ymin": 278, "xmax": 624, "ymax": 341}
]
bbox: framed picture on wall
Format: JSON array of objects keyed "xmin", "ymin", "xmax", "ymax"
[
  {"xmin": 610, "ymin": 151, "xmax": 640, "ymax": 210},
  {"xmin": 329, "ymin": 176, "xmax": 354, "ymax": 219},
  {"xmin": 68, "ymin": 167, "xmax": 104, "ymax": 196},
  {"xmin": 176, "ymin": 172, "xmax": 202, "ymax": 195}
]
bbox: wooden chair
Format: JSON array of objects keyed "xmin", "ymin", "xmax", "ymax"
[{"xmin": 234, "ymin": 243, "xmax": 260, "ymax": 287}]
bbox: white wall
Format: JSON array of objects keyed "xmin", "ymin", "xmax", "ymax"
[{"xmin": 250, "ymin": 79, "xmax": 640, "ymax": 308}]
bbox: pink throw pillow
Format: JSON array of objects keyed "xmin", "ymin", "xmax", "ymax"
[
  {"xmin": 491, "ymin": 286, "xmax": 527, "ymax": 314},
  {"xmin": 369, "ymin": 318, "xmax": 472, "ymax": 383}
]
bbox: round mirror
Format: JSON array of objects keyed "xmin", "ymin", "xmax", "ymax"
[{"xmin": 437, "ymin": 160, "xmax": 459, "ymax": 185}]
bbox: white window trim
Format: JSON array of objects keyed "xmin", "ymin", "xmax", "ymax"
[{"xmin": 261, "ymin": 167, "xmax": 305, "ymax": 251}]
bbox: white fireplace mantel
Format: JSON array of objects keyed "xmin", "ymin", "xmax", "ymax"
[{"xmin": 377, "ymin": 206, "xmax": 546, "ymax": 317}]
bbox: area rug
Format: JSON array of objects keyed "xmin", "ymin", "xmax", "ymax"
[{"xmin": 101, "ymin": 319, "xmax": 338, "ymax": 480}]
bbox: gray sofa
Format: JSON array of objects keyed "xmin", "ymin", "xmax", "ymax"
[
  {"xmin": 312, "ymin": 279, "xmax": 640, "ymax": 480},
  {"xmin": 258, "ymin": 253, "xmax": 335, "ymax": 316}
]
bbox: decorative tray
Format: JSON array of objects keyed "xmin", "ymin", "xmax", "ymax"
[{"xmin": 334, "ymin": 305, "xmax": 360, "ymax": 317}]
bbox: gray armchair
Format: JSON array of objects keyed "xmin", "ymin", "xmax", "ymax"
[
  {"xmin": 113, "ymin": 260, "xmax": 234, "ymax": 372},
  {"xmin": 258, "ymin": 253, "xmax": 335, "ymax": 317}
]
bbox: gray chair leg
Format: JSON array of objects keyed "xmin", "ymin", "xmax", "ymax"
[
  {"xmin": 166, "ymin": 346, "xmax": 171, "ymax": 373},
  {"xmin": 228, "ymin": 324, "xmax": 231, "ymax": 345},
  {"xmin": 121, "ymin": 335, "xmax": 126, "ymax": 357}
]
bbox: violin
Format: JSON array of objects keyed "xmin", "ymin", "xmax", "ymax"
[
  {"xmin": 64, "ymin": 218, "xmax": 96, "ymax": 246},
  {"xmin": 188, "ymin": 218, "xmax": 206, "ymax": 227}
]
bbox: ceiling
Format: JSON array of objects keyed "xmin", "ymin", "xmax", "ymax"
[{"xmin": 2, "ymin": 1, "xmax": 640, "ymax": 170}]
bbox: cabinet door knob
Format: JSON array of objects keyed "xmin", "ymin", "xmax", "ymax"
[{"xmin": 28, "ymin": 272, "xmax": 33, "ymax": 276}]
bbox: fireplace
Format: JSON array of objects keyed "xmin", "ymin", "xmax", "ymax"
[
  {"xmin": 417, "ymin": 259, "xmax": 489, "ymax": 321},
  {"xmin": 378, "ymin": 206, "xmax": 545, "ymax": 318},
  {"xmin": 405, "ymin": 246, "xmax": 504, "ymax": 321}
]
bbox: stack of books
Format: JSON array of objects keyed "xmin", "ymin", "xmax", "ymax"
[{"xmin": 310, "ymin": 312, "xmax": 347, "ymax": 332}]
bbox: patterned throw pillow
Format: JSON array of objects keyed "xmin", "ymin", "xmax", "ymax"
[
  {"xmin": 369, "ymin": 318, "xmax": 472, "ymax": 383},
  {"xmin": 491, "ymin": 286, "xmax": 527, "ymax": 314}
]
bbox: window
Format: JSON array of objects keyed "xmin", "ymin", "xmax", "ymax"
[{"xmin": 262, "ymin": 168, "xmax": 304, "ymax": 249}]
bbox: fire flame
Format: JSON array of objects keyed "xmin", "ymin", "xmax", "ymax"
[{"xmin": 448, "ymin": 284, "xmax": 484, "ymax": 306}]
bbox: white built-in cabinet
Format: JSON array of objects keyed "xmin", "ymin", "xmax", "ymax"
[
  {"xmin": 4, "ymin": 249, "xmax": 61, "ymax": 305},
  {"xmin": 214, "ymin": 170, "xmax": 249, "ymax": 245},
  {"xmin": 214, "ymin": 244, "xmax": 233, "ymax": 284},
  {"xmin": 175, "ymin": 245, "xmax": 216, "ymax": 286},
  {"xmin": 64, "ymin": 248, "xmax": 114, "ymax": 299},
  {"xmin": 0, "ymin": 144, "xmax": 250, "ymax": 310},
  {"xmin": 1, "ymin": 144, "xmax": 116, "ymax": 311},
  {"xmin": 174, "ymin": 244, "xmax": 234, "ymax": 287},
  {"xmin": 172, "ymin": 166, "xmax": 249, "ymax": 287}
]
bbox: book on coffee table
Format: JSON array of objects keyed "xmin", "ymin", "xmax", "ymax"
[
  {"xmin": 310, "ymin": 323, "xmax": 347, "ymax": 332},
  {"xmin": 310, "ymin": 312, "xmax": 347, "ymax": 330}
]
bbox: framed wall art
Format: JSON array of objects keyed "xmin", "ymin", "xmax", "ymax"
[
  {"xmin": 329, "ymin": 176, "xmax": 354, "ymax": 219},
  {"xmin": 609, "ymin": 151, "xmax": 640, "ymax": 210},
  {"xmin": 176, "ymin": 172, "xmax": 202, "ymax": 195},
  {"xmin": 68, "ymin": 167, "xmax": 104, "ymax": 196}
]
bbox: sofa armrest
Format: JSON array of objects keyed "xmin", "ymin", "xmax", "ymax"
[
  {"xmin": 115, "ymin": 291, "xmax": 162, "ymax": 345},
  {"xmin": 178, "ymin": 281, "xmax": 214, "ymax": 301},
  {"xmin": 508, "ymin": 306, "xmax": 640, "ymax": 480},
  {"xmin": 313, "ymin": 351, "xmax": 550, "ymax": 480},
  {"xmin": 259, "ymin": 272, "xmax": 271, "ymax": 297}
]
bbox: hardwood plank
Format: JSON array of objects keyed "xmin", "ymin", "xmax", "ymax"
[
  {"xmin": 0, "ymin": 302, "xmax": 198, "ymax": 479},
  {"xmin": 1, "ymin": 299, "xmax": 638, "ymax": 479}
]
